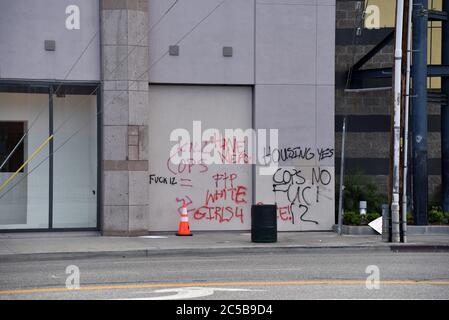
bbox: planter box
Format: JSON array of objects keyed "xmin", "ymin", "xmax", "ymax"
[
  {"xmin": 333, "ymin": 224, "xmax": 449, "ymax": 235},
  {"xmin": 407, "ymin": 225, "xmax": 449, "ymax": 235},
  {"xmin": 332, "ymin": 225, "xmax": 378, "ymax": 235}
]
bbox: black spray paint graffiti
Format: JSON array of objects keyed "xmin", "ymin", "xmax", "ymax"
[
  {"xmin": 264, "ymin": 146, "xmax": 334, "ymax": 164},
  {"xmin": 272, "ymin": 167, "xmax": 332, "ymax": 225},
  {"xmin": 149, "ymin": 174, "xmax": 177, "ymax": 186}
]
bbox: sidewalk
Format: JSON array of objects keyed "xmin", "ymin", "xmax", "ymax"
[{"xmin": 1, "ymin": 231, "xmax": 448, "ymax": 262}]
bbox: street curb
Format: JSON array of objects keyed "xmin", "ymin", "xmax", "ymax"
[
  {"xmin": 1, "ymin": 244, "xmax": 448, "ymax": 262},
  {"xmin": 389, "ymin": 245, "xmax": 449, "ymax": 252}
]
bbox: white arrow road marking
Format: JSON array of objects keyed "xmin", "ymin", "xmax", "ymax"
[
  {"xmin": 118, "ymin": 287, "xmax": 265, "ymax": 300},
  {"xmin": 138, "ymin": 236, "xmax": 168, "ymax": 239}
]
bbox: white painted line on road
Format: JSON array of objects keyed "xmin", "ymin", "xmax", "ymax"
[{"xmin": 117, "ymin": 287, "xmax": 265, "ymax": 300}]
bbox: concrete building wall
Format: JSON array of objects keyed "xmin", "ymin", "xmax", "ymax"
[
  {"xmin": 148, "ymin": 85, "xmax": 253, "ymax": 231},
  {"xmin": 148, "ymin": 0, "xmax": 254, "ymax": 84},
  {"xmin": 0, "ymin": 0, "xmax": 100, "ymax": 81},
  {"xmin": 254, "ymin": 0, "xmax": 335, "ymax": 230},
  {"xmin": 147, "ymin": 0, "xmax": 336, "ymax": 231}
]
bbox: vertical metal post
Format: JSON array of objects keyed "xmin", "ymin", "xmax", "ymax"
[
  {"xmin": 337, "ymin": 117, "xmax": 346, "ymax": 236},
  {"xmin": 48, "ymin": 85, "xmax": 54, "ymax": 229},
  {"xmin": 96, "ymin": 87, "xmax": 102, "ymax": 231},
  {"xmin": 382, "ymin": 204, "xmax": 391, "ymax": 242},
  {"xmin": 442, "ymin": 0, "xmax": 449, "ymax": 213},
  {"xmin": 412, "ymin": 0, "xmax": 429, "ymax": 225},
  {"xmin": 99, "ymin": 0, "xmax": 104, "ymax": 233}
]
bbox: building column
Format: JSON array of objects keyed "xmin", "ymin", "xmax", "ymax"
[
  {"xmin": 442, "ymin": 0, "xmax": 449, "ymax": 213},
  {"xmin": 412, "ymin": 0, "xmax": 429, "ymax": 225},
  {"xmin": 101, "ymin": 0, "xmax": 149, "ymax": 236}
]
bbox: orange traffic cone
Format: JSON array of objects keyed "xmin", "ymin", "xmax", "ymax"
[{"xmin": 176, "ymin": 203, "xmax": 192, "ymax": 236}]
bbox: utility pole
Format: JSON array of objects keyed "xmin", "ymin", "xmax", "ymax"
[
  {"xmin": 442, "ymin": 0, "xmax": 449, "ymax": 213},
  {"xmin": 412, "ymin": 0, "xmax": 429, "ymax": 225},
  {"xmin": 401, "ymin": 0, "xmax": 413, "ymax": 243},
  {"xmin": 392, "ymin": 0, "xmax": 406, "ymax": 243}
]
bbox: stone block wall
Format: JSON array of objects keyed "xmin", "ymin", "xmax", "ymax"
[{"xmin": 101, "ymin": 0, "xmax": 149, "ymax": 235}]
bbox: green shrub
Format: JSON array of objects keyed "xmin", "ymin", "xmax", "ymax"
[
  {"xmin": 429, "ymin": 206, "xmax": 445, "ymax": 224},
  {"xmin": 407, "ymin": 212, "xmax": 414, "ymax": 225},
  {"xmin": 342, "ymin": 212, "xmax": 381, "ymax": 226},
  {"xmin": 443, "ymin": 212, "xmax": 449, "ymax": 224},
  {"xmin": 343, "ymin": 211, "xmax": 361, "ymax": 226},
  {"xmin": 337, "ymin": 172, "xmax": 387, "ymax": 215},
  {"xmin": 406, "ymin": 209, "xmax": 448, "ymax": 225},
  {"xmin": 365, "ymin": 212, "xmax": 381, "ymax": 223}
]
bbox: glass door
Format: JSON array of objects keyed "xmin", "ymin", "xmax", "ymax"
[{"xmin": 52, "ymin": 92, "xmax": 98, "ymax": 228}]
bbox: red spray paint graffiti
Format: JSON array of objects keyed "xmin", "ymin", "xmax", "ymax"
[
  {"xmin": 163, "ymin": 140, "xmax": 251, "ymax": 225},
  {"xmin": 194, "ymin": 172, "xmax": 247, "ymax": 224}
]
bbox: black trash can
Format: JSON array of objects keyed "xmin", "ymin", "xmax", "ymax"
[{"xmin": 251, "ymin": 204, "xmax": 277, "ymax": 243}]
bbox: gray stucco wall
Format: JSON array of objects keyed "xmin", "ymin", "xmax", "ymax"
[
  {"xmin": 148, "ymin": 0, "xmax": 336, "ymax": 231},
  {"xmin": 254, "ymin": 0, "xmax": 335, "ymax": 230},
  {"xmin": 148, "ymin": 0, "xmax": 254, "ymax": 84},
  {"xmin": 149, "ymin": 0, "xmax": 335, "ymax": 87},
  {"xmin": 147, "ymin": 0, "xmax": 336, "ymax": 150},
  {"xmin": 0, "ymin": 0, "xmax": 100, "ymax": 81}
]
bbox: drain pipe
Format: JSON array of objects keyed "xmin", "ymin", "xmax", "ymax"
[
  {"xmin": 401, "ymin": 0, "xmax": 413, "ymax": 243},
  {"xmin": 337, "ymin": 117, "xmax": 347, "ymax": 236},
  {"xmin": 392, "ymin": 0, "xmax": 406, "ymax": 243}
]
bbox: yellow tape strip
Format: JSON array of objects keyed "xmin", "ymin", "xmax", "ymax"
[{"xmin": 0, "ymin": 135, "xmax": 53, "ymax": 193}]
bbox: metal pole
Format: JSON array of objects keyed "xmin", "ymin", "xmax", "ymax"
[
  {"xmin": 412, "ymin": 0, "xmax": 429, "ymax": 225},
  {"xmin": 49, "ymin": 85, "xmax": 54, "ymax": 229},
  {"xmin": 401, "ymin": 0, "xmax": 414, "ymax": 243},
  {"xmin": 442, "ymin": 0, "xmax": 449, "ymax": 213},
  {"xmin": 392, "ymin": 0, "xmax": 406, "ymax": 243},
  {"xmin": 382, "ymin": 204, "xmax": 390, "ymax": 242},
  {"xmin": 337, "ymin": 117, "xmax": 346, "ymax": 236}
]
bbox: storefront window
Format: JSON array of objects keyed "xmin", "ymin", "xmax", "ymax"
[
  {"xmin": 0, "ymin": 92, "xmax": 49, "ymax": 229},
  {"xmin": 0, "ymin": 84, "xmax": 99, "ymax": 230}
]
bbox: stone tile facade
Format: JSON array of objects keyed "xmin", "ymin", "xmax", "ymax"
[{"xmin": 101, "ymin": 0, "xmax": 149, "ymax": 235}]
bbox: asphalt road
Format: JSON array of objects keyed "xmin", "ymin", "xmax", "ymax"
[{"xmin": 0, "ymin": 250, "xmax": 448, "ymax": 300}]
